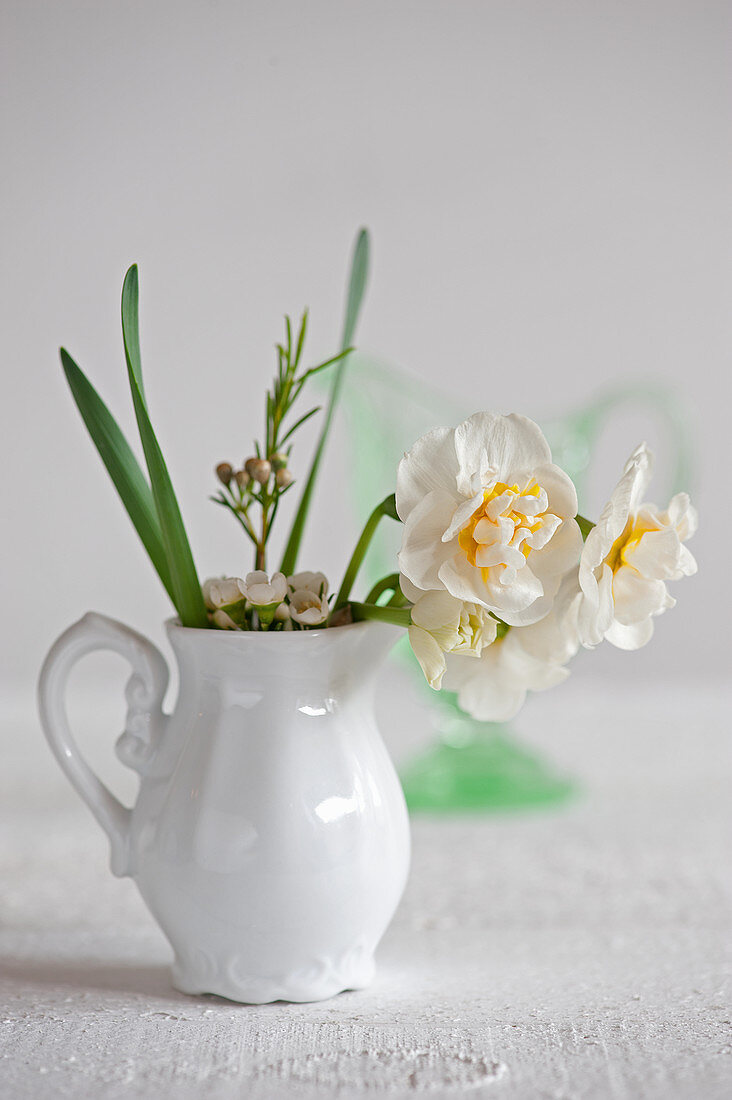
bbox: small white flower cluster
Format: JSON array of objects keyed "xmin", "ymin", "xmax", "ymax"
[
  {"xmin": 397, "ymin": 413, "xmax": 697, "ymax": 722},
  {"xmin": 202, "ymin": 571, "xmax": 330, "ymax": 631}
]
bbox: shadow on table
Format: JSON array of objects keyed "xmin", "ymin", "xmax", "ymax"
[{"xmin": 0, "ymin": 956, "xmax": 189, "ymax": 1001}]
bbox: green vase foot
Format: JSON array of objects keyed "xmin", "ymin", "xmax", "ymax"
[{"xmin": 400, "ymin": 730, "xmax": 575, "ymax": 813}]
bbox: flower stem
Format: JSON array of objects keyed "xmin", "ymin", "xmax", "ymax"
[
  {"xmin": 364, "ymin": 573, "xmax": 401, "ymax": 605},
  {"xmin": 349, "ymin": 601, "xmax": 412, "ymax": 627},
  {"xmin": 334, "ymin": 494, "xmax": 399, "ymax": 610}
]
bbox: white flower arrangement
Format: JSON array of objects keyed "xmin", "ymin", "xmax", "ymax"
[{"xmin": 60, "ymin": 230, "xmax": 697, "ymax": 724}]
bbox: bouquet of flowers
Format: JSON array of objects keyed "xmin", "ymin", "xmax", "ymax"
[{"xmin": 61, "ymin": 231, "xmax": 697, "ymax": 723}]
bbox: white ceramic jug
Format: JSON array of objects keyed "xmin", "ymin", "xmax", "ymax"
[{"xmin": 38, "ymin": 614, "xmax": 411, "ymax": 1004}]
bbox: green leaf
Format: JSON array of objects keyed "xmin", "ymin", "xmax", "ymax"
[
  {"xmin": 121, "ymin": 266, "xmax": 208, "ymax": 628},
  {"xmin": 293, "ymin": 309, "xmax": 308, "ymax": 369},
  {"xmin": 280, "ymin": 228, "xmax": 370, "ymax": 575},
  {"xmin": 279, "ymin": 405, "xmax": 322, "ymax": 446},
  {"xmin": 576, "ymin": 513, "xmax": 595, "ymax": 540},
  {"xmin": 296, "ymin": 346, "xmax": 354, "ymax": 384},
  {"xmin": 120, "ymin": 264, "xmax": 145, "ymax": 404},
  {"xmin": 60, "ymin": 348, "xmax": 175, "ymax": 603}
]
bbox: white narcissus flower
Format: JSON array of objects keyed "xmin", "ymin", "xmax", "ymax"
[
  {"xmin": 401, "ymin": 575, "xmax": 497, "ymax": 690},
  {"xmin": 287, "ymin": 571, "xmax": 328, "ymax": 598},
  {"xmin": 243, "ymin": 571, "xmax": 288, "ymax": 608},
  {"xmin": 397, "ymin": 412, "xmax": 583, "ymax": 627},
  {"xmin": 289, "ymin": 589, "xmax": 329, "ymax": 626},
  {"xmin": 576, "ymin": 444, "xmax": 698, "ymax": 651},
  {"xmin": 442, "ymin": 573, "xmax": 581, "ymax": 722}
]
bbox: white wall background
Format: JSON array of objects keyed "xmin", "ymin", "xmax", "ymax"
[{"xmin": 2, "ymin": 0, "xmax": 730, "ymax": 698}]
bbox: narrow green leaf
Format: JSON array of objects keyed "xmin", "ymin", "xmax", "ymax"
[
  {"xmin": 280, "ymin": 228, "xmax": 370, "ymax": 575},
  {"xmin": 121, "ymin": 265, "xmax": 145, "ymax": 404},
  {"xmin": 60, "ymin": 348, "xmax": 175, "ymax": 603},
  {"xmin": 293, "ymin": 309, "xmax": 308, "ymax": 369},
  {"xmin": 296, "ymin": 346, "xmax": 354, "ymax": 384},
  {"xmin": 121, "ymin": 267, "xmax": 208, "ymax": 628},
  {"xmin": 279, "ymin": 405, "xmax": 322, "ymax": 446}
]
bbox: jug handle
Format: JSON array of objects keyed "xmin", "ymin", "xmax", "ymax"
[{"xmin": 37, "ymin": 612, "xmax": 169, "ymax": 877}]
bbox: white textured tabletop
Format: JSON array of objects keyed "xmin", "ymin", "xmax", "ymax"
[{"xmin": 1, "ymin": 672, "xmax": 730, "ymax": 1099}]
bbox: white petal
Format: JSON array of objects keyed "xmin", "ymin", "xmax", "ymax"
[
  {"xmin": 524, "ymin": 512, "xmax": 561, "ymax": 551},
  {"xmin": 399, "ymin": 574, "xmax": 425, "ymax": 604},
  {"xmin": 666, "ymin": 492, "xmax": 698, "ymax": 539},
  {"xmin": 612, "ymin": 567, "xmax": 668, "ymax": 625},
  {"xmin": 502, "ymin": 633, "xmax": 570, "ymax": 692},
  {"xmin": 624, "ymin": 528, "xmax": 682, "ymax": 581},
  {"xmin": 501, "ymin": 568, "xmax": 561, "ymax": 627},
  {"xmin": 531, "ymin": 462, "xmax": 578, "ymax": 521},
  {"xmin": 454, "ymin": 412, "xmax": 552, "ymax": 485},
  {"xmin": 605, "ymin": 617, "xmax": 654, "ymax": 650},
  {"xmin": 438, "ymin": 553, "xmax": 543, "ymax": 617},
  {"xmin": 443, "ymin": 646, "xmax": 527, "ymax": 723},
  {"xmin": 398, "ymin": 489, "xmax": 457, "ymax": 591},
  {"xmin": 531, "ymin": 516, "xmax": 583, "ymax": 579},
  {"xmin": 677, "ymin": 544, "xmax": 698, "ymax": 577},
  {"xmin": 624, "ymin": 443, "xmax": 654, "ymax": 512},
  {"xmin": 408, "ymin": 625, "xmax": 447, "ymax": 689},
  {"xmin": 411, "ymin": 589, "xmax": 462, "ymax": 631},
  {"xmin": 516, "ymin": 572, "xmax": 581, "ymax": 664},
  {"xmin": 577, "ymin": 562, "xmax": 614, "ymax": 648},
  {"xmin": 396, "ymin": 426, "xmax": 459, "ymax": 520},
  {"xmin": 442, "ymin": 492, "xmax": 485, "ymax": 542}
]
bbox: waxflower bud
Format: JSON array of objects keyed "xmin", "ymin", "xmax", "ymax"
[
  {"xmin": 234, "ymin": 468, "xmax": 250, "ymax": 490},
  {"xmin": 212, "ymin": 609, "xmax": 240, "ymax": 631},
  {"xmin": 274, "ymin": 602, "xmax": 291, "ymax": 622},
  {"xmin": 216, "ymin": 462, "xmax": 234, "ymax": 486},
  {"xmin": 270, "ymin": 452, "xmax": 288, "ymax": 471},
  {"xmin": 245, "ymin": 457, "xmax": 272, "ymax": 485},
  {"xmin": 276, "ymin": 467, "xmax": 294, "ymax": 489}
]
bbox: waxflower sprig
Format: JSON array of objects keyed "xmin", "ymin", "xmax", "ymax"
[
  {"xmin": 211, "ymin": 311, "xmax": 353, "ymax": 572},
  {"xmin": 202, "ymin": 571, "xmax": 331, "ymax": 631},
  {"xmin": 58, "ymin": 232, "xmax": 368, "ymax": 630}
]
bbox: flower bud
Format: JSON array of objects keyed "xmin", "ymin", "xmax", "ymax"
[
  {"xmin": 245, "ymin": 457, "xmax": 272, "ymax": 485},
  {"xmin": 216, "ymin": 462, "xmax": 234, "ymax": 486},
  {"xmin": 234, "ymin": 468, "xmax": 250, "ymax": 490},
  {"xmin": 212, "ymin": 609, "xmax": 240, "ymax": 631},
  {"xmin": 275, "ymin": 467, "xmax": 294, "ymax": 489},
  {"xmin": 270, "ymin": 452, "xmax": 288, "ymax": 471},
  {"xmin": 274, "ymin": 602, "xmax": 291, "ymax": 622}
]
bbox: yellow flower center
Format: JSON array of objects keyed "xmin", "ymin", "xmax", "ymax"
[
  {"xmin": 606, "ymin": 515, "xmax": 655, "ymax": 574},
  {"xmin": 457, "ymin": 480, "xmax": 559, "ymax": 582}
]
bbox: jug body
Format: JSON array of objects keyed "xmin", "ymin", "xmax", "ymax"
[{"xmin": 38, "ymin": 615, "xmax": 410, "ymax": 1004}]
